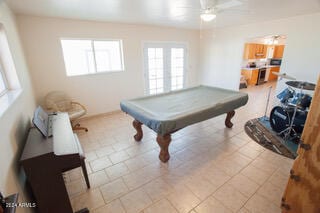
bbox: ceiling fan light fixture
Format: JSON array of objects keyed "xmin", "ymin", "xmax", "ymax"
[
  {"xmin": 264, "ymin": 35, "xmax": 280, "ymax": 45},
  {"xmin": 200, "ymin": 12, "xmax": 216, "ymax": 22}
]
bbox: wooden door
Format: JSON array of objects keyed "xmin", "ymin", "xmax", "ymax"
[
  {"xmin": 281, "ymin": 76, "xmax": 320, "ymax": 213},
  {"xmin": 274, "ymin": 45, "xmax": 285, "ymax": 58},
  {"xmin": 250, "ymin": 69, "xmax": 259, "ymax": 85},
  {"xmin": 268, "ymin": 67, "xmax": 280, "ymax": 81}
]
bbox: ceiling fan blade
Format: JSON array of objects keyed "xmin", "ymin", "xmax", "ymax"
[
  {"xmin": 175, "ymin": 6, "xmax": 201, "ymax": 11},
  {"xmin": 216, "ymin": 8, "xmax": 251, "ymax": 15},
  {"xmin": 215, "ymin": 0, "xmax": 242, "ymax": 10},
  {"xmin": 200, "ymin": 0, "xmax": 218, "ymax": 9},
  {"xmin": 199, "ymin": 0, "xmax": 207, "ymax": 9}
]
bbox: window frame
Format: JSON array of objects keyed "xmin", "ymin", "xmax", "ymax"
[
  {"xmin": 143, "ymin": 42, "xmax": 187, "ymax": 95},
  {"xmin": 0, "ymin": 23, "xmax": 23, "ymax": 118},
  {"xmin": 60, "ymin": 38, "xmax": 125, "ymax": 77},
  {"xmin": 0, "ymin": 58, "xmax": 8, "ymax": 97}
]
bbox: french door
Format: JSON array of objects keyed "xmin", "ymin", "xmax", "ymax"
[{"xmin": 143, "ymin": 43, "xmax": 186, "ymax": 95}]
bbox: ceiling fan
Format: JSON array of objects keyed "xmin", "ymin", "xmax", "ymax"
[
  {"xmin": 199, "ymin": 0, "xmax": 243, "ymax": 22},
  {"xmin": 264, "ymin": 35, "xmax": 286, "ymax": 45},
  {"xmin": 175, "ymin": 0, "xmax": 244, "ymax": 25}
]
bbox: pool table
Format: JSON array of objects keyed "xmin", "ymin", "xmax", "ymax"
[{"xmin": 120, "ymin": 85, "xmax": 248, "ymax": 162}]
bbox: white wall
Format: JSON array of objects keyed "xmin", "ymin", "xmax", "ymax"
[
  {"xmin": 0, "ymin": 2, "xmax": 35, "ymax": 212},
  {"xmin": 17, "ymin": 15, "xmax": 200, "ymax": 116},
  {"xmin": 199, "ymin": 13, "xmax": 320, "ymax": 91}
]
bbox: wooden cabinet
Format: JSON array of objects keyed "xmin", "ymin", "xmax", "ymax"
[
  {"xmin": 241, "ymin": 69, "xmax": 251, "ymax": 84},
  {"xmin": 243, "ymin": 44, "xmax": 256, "ymax": 59},
  {"xmin": 281, "ymin": 77, "xmax": 320, "ymax": 213},
  {"xmin": 268, "ymin": 67, "xmax": 280, "ymax": 81},
  {"xmin": 243, "ymin": 43, "xmax": 267, "ymax": 59},
  {"xmin": 255, "ymin": 44, "xmax": 267, "ymax": 59},
  {"xmin": 243, "ymin": 43, "xmax": 284, "ymax": 59},
  {"xmin": 273, "ymin": 45, "xmax": 285, "ymax": 58},
  {"xmin": 241, "ymin": 69, "xmax": 259, "ymax": 85},
  {"xmin": 251, "ymin": 69, "xmax": 259, "ymax": 85}
]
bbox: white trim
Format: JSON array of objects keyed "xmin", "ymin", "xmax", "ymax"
[
  {"xmin": 65, "ymin": 69, "xmax": 125, "ymax": 77},
  {"xmin": 91, "ymin": 40, "xmax": 98, "ymax": 73},
  {"xmin": 0, "ymin": 60, "xmax": 8, "ymax": 97},
  {"xmin": 118, "ymin": 40, "xmax": 125, "ymax": 72},
  {"xmin": 142, "ymin": 46, "xmax": 150, "ymax": 94}
]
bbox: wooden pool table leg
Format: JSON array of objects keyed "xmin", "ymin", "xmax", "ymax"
[
  {"xmin": 133, "ymin": 119, "xmax": 143, "ymax": 141},
  {"xmin": 225, "ymin": 110, "xmax": 235, "ymax": 128},
  {"xmin": 156, "ymin": 134, "xmax": 171, "ymax": 163}
]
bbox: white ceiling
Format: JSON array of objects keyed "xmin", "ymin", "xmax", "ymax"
[{"xmin": 6, "ymin": 0, "xmax": 320, "ymax": 29}]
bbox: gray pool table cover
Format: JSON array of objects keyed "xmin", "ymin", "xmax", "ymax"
[{"xmin": 120, "ymin": 85, "xmax": 249, "ymax": 135}]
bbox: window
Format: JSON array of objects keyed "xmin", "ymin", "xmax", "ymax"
[
  {"xmin": 144, "ymin": 43, "xmax": 186, "ymax": 95},
  {"xmin": 61, "ymin": 39, "xmax": 124, "ymax": 76},
  {"xmin": 0, "ymin": 23, "xmax": 22, "ymax": 117},
  {"xmin": 0, "ymin": 23, "xmax": 20, "ymax": 96}
]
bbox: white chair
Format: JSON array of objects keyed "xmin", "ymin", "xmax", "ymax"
[{"xmin": 45, "ymin": 91, "xmax": 88, "ymax": 132}]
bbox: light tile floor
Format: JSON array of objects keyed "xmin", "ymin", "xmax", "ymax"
[{"xmin": 65, "ymin": 81, "xmax": 294, "ymax": 213}]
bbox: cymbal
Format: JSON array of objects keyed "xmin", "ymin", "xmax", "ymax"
[
  {"xmin": 272, "ymin": 72, "xmax": 296, "ymax": 80},
  {"xmin": 286, "ymin": 81, "xmax": 316, "ymax": 90}
]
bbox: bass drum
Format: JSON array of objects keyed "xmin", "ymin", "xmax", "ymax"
[
  {"xmin": 270, "ymin": 106, "xmax": 308, "ymax": 134},
  {"xmin": 292, "ymin": 110, "xmax": 308, "ymax": 134},
  {"xmin": 270, "ymin": 106, "xmax": 291, "ymax": 133}
]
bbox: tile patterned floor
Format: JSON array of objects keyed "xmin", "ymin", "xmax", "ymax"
[{"xmin": 65, "ymin": 82, "xmax": 294, "ymax": 213}]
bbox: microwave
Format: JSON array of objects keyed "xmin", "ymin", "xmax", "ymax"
[{"xmin": 270, "ymin": 58, "xmax": 282, "ymax": 66}]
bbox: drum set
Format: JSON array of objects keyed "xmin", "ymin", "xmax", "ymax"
[{"xmin": 268, "ymin": 75, "xmax": 315, "ymax": 142}]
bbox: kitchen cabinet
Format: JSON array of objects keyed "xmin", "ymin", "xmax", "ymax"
[
  {"xmin": 243, "ymin": 44, "xmax": 256, "ymax": 59},
  {"xmin": 241, "ymin": 69, "xmax": 259, "ymax": 85},
  {"xmin": 268, "ymin": 67, "xmax": 280, "ymax": 81},
  {"xmin": 243, "ymin": 43, "xmax": 267, "ymax": 59},
  {"xmin": 255, "ymin": 44, "xmax": 267, "ymax": 59},
  {"xmin": 273, "ymin": 45, "xmax": 285, "ymax": 58}
]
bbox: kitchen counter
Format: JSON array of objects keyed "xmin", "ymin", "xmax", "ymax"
[
  {"xmin": 241, "ymin": 65, "xmax": 280, "ymax": 70},
  {"xmin": 241, "ymin": 65, "xmax": 281, "ymax": 85},
  {"xmin": 261, "ymin": 65, "xmax": 281, "ymax": 68},
  {"xmin": 241, "ymin": 67, "xmax": 259, "ymax": 71}
]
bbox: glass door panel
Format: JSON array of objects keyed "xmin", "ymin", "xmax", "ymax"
[{"xmin": 144, "ymin": 43, "xmax": 186, "ymax": 95}]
